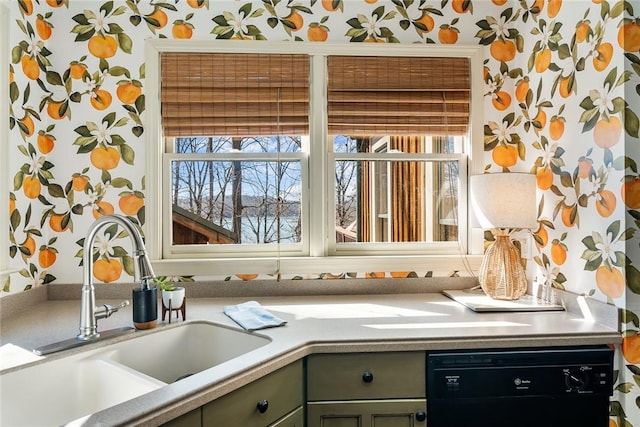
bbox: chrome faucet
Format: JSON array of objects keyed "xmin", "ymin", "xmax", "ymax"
[
  {"xmin": 34, "ymin": 214, "xmax": 156, "ymax": 355},
  {"xmin": 78, "ymin": 214, "xmax": 155, "ymax": 340}
]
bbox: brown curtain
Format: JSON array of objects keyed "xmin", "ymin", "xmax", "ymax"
[
  {"xmin": 390, "ymin": 136, "xmax": 424, "ymax": 242},
  {"xmin": 327, "ymin": 56, "xmax": 470, "ymax": 136},
  {"xmin": 160, "ymin": 52, "xmax": 310, "ymax": 137}
]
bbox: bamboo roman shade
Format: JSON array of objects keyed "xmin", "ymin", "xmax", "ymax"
[
  {"xmin": 160, "ymin": 52, "xmax": 469, "ymax": 138},
  {"xmin": 161, "ymin": 52, "xmax": 310, "ymax": 137},
  {"xmin": 327, "ymin": 56, "xmax": 470, "ymax": 136}
]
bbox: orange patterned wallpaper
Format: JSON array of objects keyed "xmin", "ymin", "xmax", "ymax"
[{"xmin": 4, "ymin": 0, "xmax": 640, "ymax": 423}]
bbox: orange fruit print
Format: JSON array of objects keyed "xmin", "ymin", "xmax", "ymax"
[{"xmin": 93, "ymin": 258, "xmax": 123, "ymax": 283}]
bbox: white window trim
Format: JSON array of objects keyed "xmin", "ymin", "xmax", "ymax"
[
  {"xmin": 0, "ymin": 2, "xmax": 16, "ymax": 279},
  {"xmin": 145, "ymin": 40, "xmax": 485, "ymax": 277}
]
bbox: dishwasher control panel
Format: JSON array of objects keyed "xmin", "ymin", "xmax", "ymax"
[
  {"xmin": 427, "ymin": 345, "xmax": 613, "ymax": 398},
  {"xmin": 562, "ymin": 365, "xmax": 609, "ymax": 393},
  {"xmin": 432, "ymin": 363, "xmax": 611, "ymax": 398}
]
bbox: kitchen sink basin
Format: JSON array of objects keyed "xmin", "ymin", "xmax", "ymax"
[
  {"xmin": 0, "ymin": 321, "xmax": 271, "ymax": 426},
  {"xmin": 0, "ymin": 355, "xmax": 164, "ymax": 426},
  {"xmin": 106, "ymin": 321, "xmax": 272, "ymax": 383}
]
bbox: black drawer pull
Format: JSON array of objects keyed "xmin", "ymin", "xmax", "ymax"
[
  {"xmin": 256, "ymin": 399, "xmax": 269, "ymax": 413},
  {"xmin": 362, "ymin": 371, "xmax": 374, "ymax": 383},
  {"xmin": 415, "ymin": 411, "xmax": 427, "ymax": 422}
]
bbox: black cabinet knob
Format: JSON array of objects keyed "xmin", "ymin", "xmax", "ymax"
[
  {"xmin": 362, "ymin": 371, "xmax": 374, "ymax": 383},
  {"xmin": 256, "ymin": 399, "xmax": 269, "ymax": 413},
  {"xmin": 415, "ymin": 411, "xmax": 427, "ymax": 422}
]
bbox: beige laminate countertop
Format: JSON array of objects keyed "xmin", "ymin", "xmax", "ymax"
[{"xmin": 0, "ymin": 288, "xmax": 621, "ymax": 426}]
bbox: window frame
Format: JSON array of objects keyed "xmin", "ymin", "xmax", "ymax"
[
  {"xmin": 145, "ymin": 40, "xmax": 485, "ymax": 277},
  {"xmin": 1, "ymin": 2, "xmax": 13, "ymax": 279},
  {"xmin": 329, "ymin": 150, "xmax": 467, "ymax": 256}
]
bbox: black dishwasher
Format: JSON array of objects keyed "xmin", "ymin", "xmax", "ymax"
[{"xmin": 427, "ymin": 345, "xmax": 613, "ymax": 427}]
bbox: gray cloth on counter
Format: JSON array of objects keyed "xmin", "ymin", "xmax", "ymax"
[{"xmin": 223, "ymin": 301, "xmax": 287, "ymax": 331}]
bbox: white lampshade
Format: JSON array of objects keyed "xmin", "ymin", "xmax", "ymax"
[
  {"xmin": 470, "ymin": 173, "xmax": 538, "ymax": 230},
  {"xmin": 470, "ymin": 173, "xmax": 538, "ymax": 300}
]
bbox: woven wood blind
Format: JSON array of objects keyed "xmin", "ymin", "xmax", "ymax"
[
  {"xmin": 328, "ymin": 56, "xmax": 470, "ymax": 136},
  {"xmin": 161, "ymin": 52, "xmax": 310, "ymax": 137}
]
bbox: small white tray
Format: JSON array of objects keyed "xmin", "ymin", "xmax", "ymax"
[{"xmin": 443, "ymin": 289, "xmax": 565, "ymax": 312}]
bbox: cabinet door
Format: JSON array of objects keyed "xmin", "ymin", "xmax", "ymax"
[
  {"xmin": 203, "ymin": 360, "xmax": 303, "ymax": 427},
  {"xmin": 307, "ymin": 399, "xmax": 427, "ymax": 427},
  {"xmin": 270, "ymin": 406, "xmax": 304, "ymax": 427}
]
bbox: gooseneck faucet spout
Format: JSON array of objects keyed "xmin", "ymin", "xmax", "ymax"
[{"xmin": 78, "ymin": 214, "xmax": 156, "ymax": 341}]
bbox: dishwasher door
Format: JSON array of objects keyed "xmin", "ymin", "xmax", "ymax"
[{"xmin": 426, "ymin": 345, "xmax": 614, "ymax": 427}]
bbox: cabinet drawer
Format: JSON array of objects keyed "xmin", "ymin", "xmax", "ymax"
[
  {"xmin": 203, "ymin": 360, "xmax": 303, "ymax": 426},
  {"xmin": 307, "ymin": 352, "xmax": 425, "ymax": 401}
]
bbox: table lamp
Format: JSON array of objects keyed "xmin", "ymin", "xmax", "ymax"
[{"xmin": 469, "ymin": 173, "xmax": 538, "ymax": 300}]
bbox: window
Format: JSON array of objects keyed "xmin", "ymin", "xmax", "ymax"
[
  {"xmin": 145, "ymin": 41, "xmax": 484, "ymax": 276},
  {"xmin": 326, "ymin": 54, "xmax": 470, "ymax": 256},
  {"xmin": 160, "ymin": 52, "xmax": 308, "ymax": 258},
  {"xmin": 334, "ymin": 135, "xmax": 464, "ymax": 247}
]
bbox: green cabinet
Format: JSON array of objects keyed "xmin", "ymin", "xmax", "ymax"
[
  {"xmin": 307, "ymin": 400, "xmax": 426, "ymax": 427},
  {"xmin": 163, "ymin": 351, "xmax": 428, "ymax": 427},
  {"xmin": 162, "ymin": 360, "xmax": 303, "ymax": 427},
  {"xmin": 271, "ymin": 406, "xmax": 304, "ymax": 427},
  {"xmin": 203, "ymin": 360, "xmax": 304, "ymax": 427},
  {"xmin": 306, "ymin": 352, "xmax": 427, "ymax": 427}
]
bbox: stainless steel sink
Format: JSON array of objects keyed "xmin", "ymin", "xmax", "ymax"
[{"xmin": 1, "ymin": 321, "xmax": 271, "ymax": 426}]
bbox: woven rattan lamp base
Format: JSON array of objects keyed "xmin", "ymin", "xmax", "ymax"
[{"xmin": 478, "ymin": 232, "xmax": 527, "ymax": 300}]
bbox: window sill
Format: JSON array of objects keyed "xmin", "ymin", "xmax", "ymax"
[{"xmin": 150, "ymin": 255, "xmax": 483, "ymax": 278}]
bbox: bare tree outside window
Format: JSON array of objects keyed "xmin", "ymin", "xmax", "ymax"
[
  {"xmin": 173, "ymin": 137, "xmax": 231, "ymax": 222},
  {"xmin": 334, "ymin": 136, "xmax": 358, "ymax": 229},
  {"xmin": 171, "ymin": 136, "xmax": 302, "ymax": 245}
]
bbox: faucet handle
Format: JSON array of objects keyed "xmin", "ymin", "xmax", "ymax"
[
  {"xmin": 96, "ymin": 300, "xmax": 130, "ymax": 320},
  {"xmin": 113, "ymin": 300, "xmax": 130, "ymax": 310}
]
